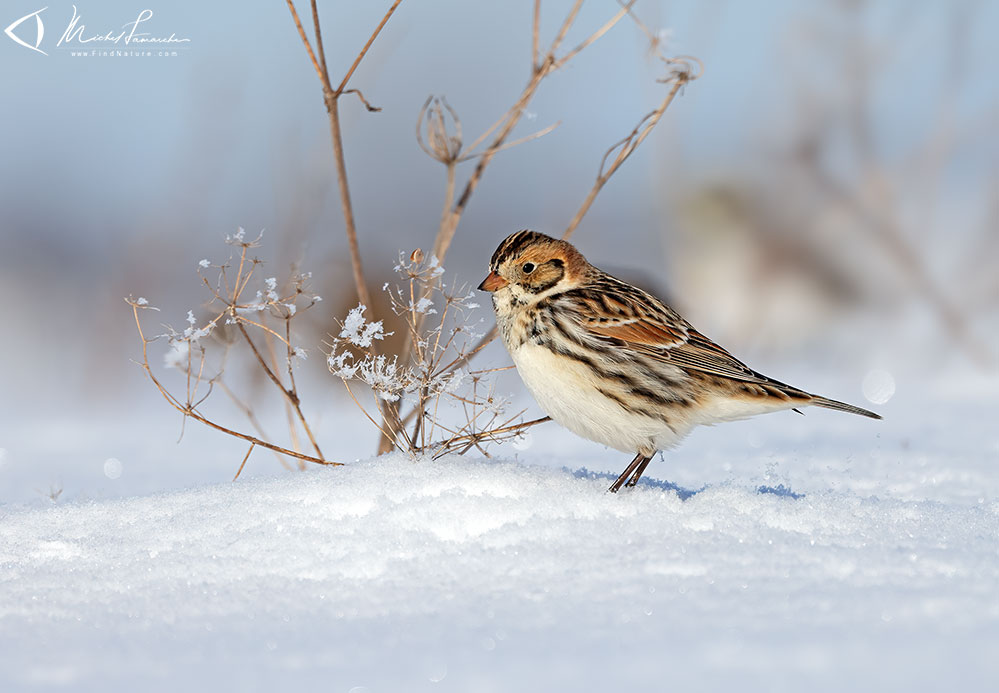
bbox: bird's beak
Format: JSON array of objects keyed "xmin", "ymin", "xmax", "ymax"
[{"xmin": 477, "ymin": 271, "xmax": 508, "ymax": 292}]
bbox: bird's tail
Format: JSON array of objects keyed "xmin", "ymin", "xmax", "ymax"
[{"xmin": 810, "ymin": 396, "xmax": 882, "ymax": 420}]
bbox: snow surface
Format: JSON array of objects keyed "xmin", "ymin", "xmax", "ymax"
[
  {"xmin": 1, "ymin": 368, "xmax": 998, "ymax": 691},
  {"xmin": 2, "ymin": 461, "xmax": 998, "ymax": 690}
]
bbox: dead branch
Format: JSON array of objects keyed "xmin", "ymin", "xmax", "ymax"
[
  {"xmin": 564, "ymin": 55, "xmax": 701, "ymax": 240},
  {"xmin": 233, "ymin": 443, "xmax": 255, "ymax": 481},
  {"xmin": 128, "ymin": 299, "xmax": 341, "ymax": 470},
  {"xmin": 431, "ymin": 0, "xmax": 634, "ymax": 265},
  {"xmin": 434, "ymin": 416, "xmax": 552, "ymax": 457},
  {"xmin": 285, "ymin": 0, "xmax": 403, "ymax": 322}
]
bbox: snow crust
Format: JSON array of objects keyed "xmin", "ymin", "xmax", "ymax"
[{"xmin": 2, "ymin": 452, "xmax": 997, "ymax": 691}]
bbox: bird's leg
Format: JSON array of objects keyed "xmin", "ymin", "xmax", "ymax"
[
  {"xmin": 608, "ymin": 453, "xmax": 650, "ymax": 493},
  {"xmin": 625, "ymin": 456, "xmax": 654, "ymax": 488}
]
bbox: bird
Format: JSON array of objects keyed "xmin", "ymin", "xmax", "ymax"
[{"xmin": 477, "ymin": 230, "xmax": 880, "ymax": 493}]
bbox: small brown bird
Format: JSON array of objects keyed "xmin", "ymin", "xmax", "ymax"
[{"xmin": 478, "ymin": 230, "xmax": 880, "ymax": 493}]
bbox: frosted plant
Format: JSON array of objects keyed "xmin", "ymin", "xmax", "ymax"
[
  {"xmin": 128, "ymin": 231, "xmax": 337, "ymax": 476},
  {"xmin": 327, "ymin": 250, "xmax": 532, "ymax": 456}
]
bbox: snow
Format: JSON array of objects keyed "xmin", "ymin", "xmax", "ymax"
[
  {"xmin": 1, "ymin": 369, "xmax": 997, "ymax": 691},
  {"xmin": 337, "ymin": 304, "xmax": 388, "ymax": 348},
  {"xmin": 1, "ymin": 459, "xmax": 998, "ymax": 688},
  {"xmin": 410, "ymin": 296, "xmax": 437, "ymax": 315}
]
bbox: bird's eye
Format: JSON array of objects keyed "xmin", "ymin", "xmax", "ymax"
[{"xmin": 522, "ymin": 262, "xmax": 536, "ymax": 274}]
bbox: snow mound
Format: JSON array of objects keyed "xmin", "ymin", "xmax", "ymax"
[{"xmin": 1, "ymin": 454, "xmax": 997, "ymax": 691}]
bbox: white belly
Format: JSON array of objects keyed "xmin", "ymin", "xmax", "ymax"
[{"xmin": 510, "ymin": 341, "xmax": 690, "ymax": 454}]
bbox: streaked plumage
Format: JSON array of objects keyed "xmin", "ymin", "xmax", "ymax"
[{"xmin": 478, "ymin": 230, "xmax": 880, "ymax": 493}]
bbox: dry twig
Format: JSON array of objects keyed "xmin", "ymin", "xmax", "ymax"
[{"xmin": 128, "ymin": 233, "xmax": 340, "ymax": 475}]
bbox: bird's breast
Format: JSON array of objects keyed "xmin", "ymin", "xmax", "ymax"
[{"xmin": 509, "ymin": 340, "xmax": 682, "ymax": 454}]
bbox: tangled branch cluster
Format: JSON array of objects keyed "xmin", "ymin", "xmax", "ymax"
[
  {"xmin": 327, "ymin": 251, "xmax": 532, "ymax": 456},
  {"xmin": 128, "ymin": 230, "xmax": 335, "ymax": 477}
]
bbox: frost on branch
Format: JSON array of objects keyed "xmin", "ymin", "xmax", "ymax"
[
  {"xmin": 128, "ymin": 230, "xmax": 332, "ymax": 473},
  {"xmin": 339, "ymin": 305, "xmax": 389, "ymax": 348},
  {"xmin": 327, "ymin": 250, "xmax": 523, "ymax": 456},
  {"xmin": 328, "ymin": 305, "xmax": 411, "ymax": 401}
]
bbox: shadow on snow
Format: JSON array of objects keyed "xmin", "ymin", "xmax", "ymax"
[{"xmin": 568, "ymin": 468, "xmax": 805, "ymax": 502}]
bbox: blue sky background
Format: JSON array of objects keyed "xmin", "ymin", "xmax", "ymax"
[{"xmin": 1, "ymin": 0, "xmax": 996, "ymax": 410}]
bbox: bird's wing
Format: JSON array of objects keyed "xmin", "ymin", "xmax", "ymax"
[
  {"xmin": 584, "ymin": 317, "xmax": 769, "ymax": 384},
  {"xmin": 569, "ymin": 280, "xmax": 781, "ymax": 387}
]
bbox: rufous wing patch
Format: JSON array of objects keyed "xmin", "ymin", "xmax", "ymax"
[{"xmin": 585, "ymin": 319, "xmax": 686, "ymax": 349}]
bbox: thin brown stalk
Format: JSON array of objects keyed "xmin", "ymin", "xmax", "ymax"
[
  {"xmin": 532, "ymin": 0, "xmax": 541, "ymax": 71},
  {"xmin": 279, "ymin": 320, "xmax": 306, "ymax": 468},
  {"xmin": 434, "ymin": 326, "xmax": 499, "ymax": 380},
  {"xmin": 266, "ymin": 325, "xmax": 305, "ymax": 468},
  {"xmin": 231, "ymin": 315, "xmax": 289, "ymax": 344},
  {"xmin": 129, "ymin": 302, "xmax": 340, "ymax": 469},
  {"xmin": 437, "ymin": 415, "xmax": 550, "ymax": 457},
  {"xmin": 439, "ymin": 163, "xmax": 456, "ymax": 246},
  {"xmin": 564, "ymin": 60, "xmax": 697, "ymax": 240},
  {"xmin": 310, "ymin": 0, "xmax": 333, "ymax": 91},
  {"xmin": 233, "ymin": 444, "xmax": 255, "ymax": 481},
  {"xmin": 333, "ymin": 0, "xmax": 404, "ymax": 97},
  {"xmin": 218, "ymin": 379, "xmax": 294, "ymax": 471},
  {"xmin": 327, "ymin": 99, "xmax": 375, "ymax": 315},
  {"xmin": 549, "ymin": 0, "xmax": 585, "ymax": 64},
  {"xmin": 286, "ymin": 0, "xmax": 403, "ymax": 335},
  {"xmin": 235, "ymin": 320, "xmax": 325, "ymax": 459},
  {"xmin": 343, "ymin": 381, "xmax": 398, "ymax": 448},
  {"xmin": 553, "ymin": 1, "xmax": 636, "ymax": 70},
  {"xmin": 432, "ymin": 0, "xmax": 625, "ymax": 266},
  {"xmin": 371, "ymin": 390, "xmax": 415, "ymax": 452},
  {"xmin": 285, "ymin": 0, "xmax": 325, "ymax": 84},
  {"xmin": 456, "ymin": 121, "xmax": 561, "ymax": 163}
]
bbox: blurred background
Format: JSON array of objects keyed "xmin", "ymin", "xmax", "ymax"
[{"xmin": 1, "ymin": 0, "xmax": 996, "ymax": 500}]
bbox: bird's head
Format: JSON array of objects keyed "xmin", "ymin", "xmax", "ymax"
[{"xmin": 478, "ymin": 230, "xmax": 588, "ymax": 303}]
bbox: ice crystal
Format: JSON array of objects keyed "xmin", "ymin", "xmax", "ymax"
[{"xmin": 339, "ymin": 305, "xmax": 389, "ymax": 348}]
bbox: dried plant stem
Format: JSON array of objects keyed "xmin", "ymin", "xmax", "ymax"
[
  {"xmin": 289, "ymin": 1, "xmax": 407, "ymax": 453},
  {"xmin": 130, "ymin": 303, "xmax": 340, "ymax": 468},
  {"xmin": 326, "ymin": 98, "xmax": 374, "ymax": 314},
  {"xmin": 431, "ymin": 0, "xmax": 630, "ymax": 265},
  {"xmin": 438, "ymin": 163, "xmax": 456, "ymax": 254},
  {"xmin": 233, "ymin": 443, "xmax": 255, "ymax": 481},
  {"xmin": 273, "ymin": 323, "xmax": 305, "ymax": 465},
  {"xmin": 285, "ymin": 0, "xmax": 325, "ymax": 84},
  {"xmin": 532, "ymin": 0, "xmax": 541, "ymax": 72},
  {"xmin": 439, "ymin": 416, "xmax": 552, "ymax": 453},
  {"xmin": 286, "ymin": 0, "xmax": 404, "ymax": 324},
  {"xmin": 218, "ymin": 380, "xmax": 294, "ymax": 471},
  {"xmin": 552, "ymin": 1, "xmax": 635, "ymax": 70},
  {"xmin": 234, "ymin": 320, "xmax": 325, "ymax": 459},
  {"xmin": 333, "ymin": 0, "xmax": 404, "ymax": 96},
  {"xmin": 266, "ymin": 332, "xmax": 306, "ymax": 470},
  {"xmin": 564, "ymin": 63, "xmax": 694, "ymax": 240},
  {"xmin": 456, "ymin": 123, "xmax": 560, "ymax": 164}
]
